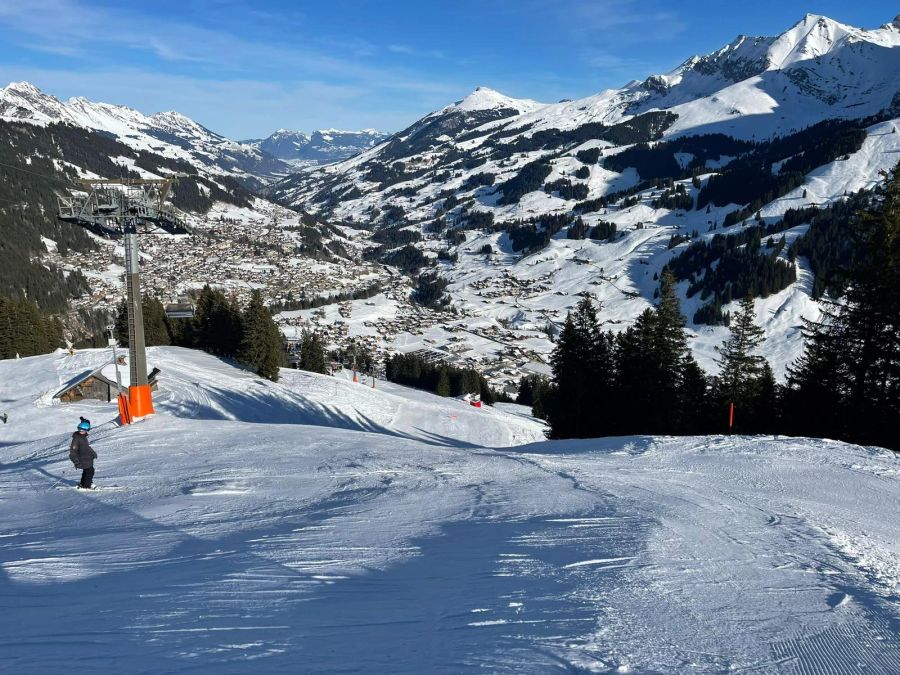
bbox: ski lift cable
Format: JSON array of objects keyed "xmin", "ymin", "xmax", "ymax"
[
  {"xmin": 0, "ymin": 158, "xmax": 84, "ymax": 187},
  {"xmin": 0, "ymin": 158, "xmax": 201, "ymax": 195}
]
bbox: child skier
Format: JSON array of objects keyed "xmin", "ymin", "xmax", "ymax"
[{"xmin": 69, "ymin": 419, "xmax": 98, "ymax": 489}]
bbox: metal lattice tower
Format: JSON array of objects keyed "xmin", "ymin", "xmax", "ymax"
[{"xmin": 58, "ymin": 176, "xmax": 188, "ymax": 422}]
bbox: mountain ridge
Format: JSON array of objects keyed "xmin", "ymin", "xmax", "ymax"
[
  {"xmin": 0, "ymin": 81, "xmax": 288, "ymax": 188},
  {"xmin": 243, "ymin": 127, "xmax": 390, "ymax": 165}
]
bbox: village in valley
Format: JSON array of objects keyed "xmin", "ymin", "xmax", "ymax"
[{"xmin": 46, "ymin": 200, "xmax": 554, "ymax": 395}]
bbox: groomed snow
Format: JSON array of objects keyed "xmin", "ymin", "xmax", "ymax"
[{"xmin": 1, "ymin": 347, "xmax": 898, "ymax": 672}]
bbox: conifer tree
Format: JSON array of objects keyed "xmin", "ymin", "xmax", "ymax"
[
  {"xmin": 748, "ymin": 362, "xmax": 779, "ymax": 433},
  {"xmin": 517, "ymin": 374, "xmax": 551, "ymax": 420},
  {"xmin": 143, "ymin": 297, "xmax": 172, "ymax": 347},
  {"xmin": 299, "ymin": 331, "xmax": 328, "ymax": 374},
  {"xmin": 651, "ymin": 270, "xmax": 694, "ymax": 431},
  {"xmin": 680, "ymin": 358, "xmax": 711, "ymax": 434},
  {"xmin": 436, "ymin": 368, "xmax": 451, "ymax": 397},
  {"xmin": 238, "ymin": 290, "xmax": 282, "ymax": 381},
  {"xmin": 787, "ymin": 167, "xmax": 900, "ymax": 449},
  {"xmin": 713, "ymin": 295, "xmax": 767, "ymax": 429},
  {"xmin": 114, "ymin": 300, "xmax": 129, "ymax": 347},
  {"xmin": 0, "ymin": 295, "xmax": 62, "ymax": 359},
  {"xmin": 613, "ymin": 309, "xmax": 658, "ymax": 433},
  {"xmin": 115, "ymin": 297, "xmax": 172, "ymax": 347},
  {"xmin": 194, "ymin": 285, "xmax": 243, "ymax": 357},
  {"xmin": 546, "ymin": 298, "xmax": 615, "ymax": 438}
]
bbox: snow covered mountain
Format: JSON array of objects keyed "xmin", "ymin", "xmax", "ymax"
[
  {"xmin": 275, "ymin": 13, "xmax": 900, "ymax": 205},
  {"xmin": 245, "ymin": 127, "xmax": 389, "ymax": 165},
  {"xmin": 1, "ymin": 346, "xmax": 898, "ymax": 671},
  {"xmin": 269, "ymin": 13, "xmax": 900, "ymax": 378},
  {"xmin": 0, "ymin": 81, "xmax": 290, "ymax": 187}
]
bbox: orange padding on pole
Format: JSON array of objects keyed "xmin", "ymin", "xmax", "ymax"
[
  {"xmin": 117, "ymin": 392, "xmax": 132, "ymax": 425},
  {"xmin": 129, "ymin": 384, "xmax": 155, "ymax": 419}
]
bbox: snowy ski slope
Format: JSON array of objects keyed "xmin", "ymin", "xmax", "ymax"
[{"xmin": 1, "ymin": 348, "xmax": 898, "ymax": 672}]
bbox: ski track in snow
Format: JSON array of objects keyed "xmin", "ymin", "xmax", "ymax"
[{"xmin": 1, "ymin": 347, "xmax": 899, "ymax": 673}]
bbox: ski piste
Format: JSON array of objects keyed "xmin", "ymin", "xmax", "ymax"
[{"xmin": 1, "ymin": 347, "xmax": 899, "ymax": 672}]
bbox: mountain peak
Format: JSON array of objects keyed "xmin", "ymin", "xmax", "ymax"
[
  {"xmin": 151, "ymin": 110, "xmax": 194, "ymax": 124},
  {"xmin": 248, "ymin": 127, "xmax": 388, "ymax": 163},
  {"xmin": 4, "ymin": 81, "xmax": 45, "ymax": 96},
  {"xmin": 765, "ymin": 13, "xmax": 857, "ymax": 69},
  {"xmin": 455, "ymin": 87, "xmax": 512, "ymax": 111},
  {"xmin": 452, "ymin": 86, "xmax": 544, "ymax": 114}
]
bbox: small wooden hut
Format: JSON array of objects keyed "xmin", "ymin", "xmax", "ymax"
[{"xmin": 54, "ymin": 359, "xmax": 159, "ymax": 403}]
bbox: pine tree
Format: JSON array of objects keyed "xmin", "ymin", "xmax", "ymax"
[
  {"xmin": 787, "ymin": 168, "xmax": 900, "ymax": 449},
  {"xmin": 747, "ymin": 362, "xmax": 779, "ymax": 433},
  {"xmin": 651, "ymin": 269, "xmax": 693, "ymax": 432},
  {"xmin": 238, "ymin": 290, "xmax": 282, "ymax": 381},
  {"xmin": 194, "ymin": 286, "xmax": 243, "ymax": 357},
  {"xmin": 545, "ymin": 298, "xmax": 613, "ymax": 438},
  {"xmin": 610, "ymin": 270, "xmax": 698, "ymax": 434},
  {"xmin": 713, "ymin": 295, "xmax": 767, "ymax": 430},
  {"xmin": 0, "ymin": 295, "xmax": 63, "ymax": 359},
  {"xmin": 680, "ymin": 358, "xmax": 711, "ymax": 434},
  {"xmin": 114, "ymin": 300, "xmax": 129, "ymax": 347},
  {"xmin": 299, "ymin": 331, "xmax": 327, "ymax": 374},
  {"xmin": 143, "ymin": 297, "xmax": 172, "ymax": 346},
  {"xmin": 517, "ymin": 374, "xmax": 550, "ymax": 420},
  {"xmin": 613, "ymin": 309, "xmax": 658, "ymax": 434},
  {"xmin": 436, "ymin": 368, "xmax": 451, "ymax": 397},
  {"xmin": 114, "ymin": 297, "xmax": 171, "ymax": 347}
]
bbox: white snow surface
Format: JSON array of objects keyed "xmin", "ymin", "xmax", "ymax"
[
  {"xmin": 1, "ymin": 347, "xmax": 899, "ymax": 672},
  {"xmin": 448, "ymin": 86, "xmax": 546, "ymax": 115}
]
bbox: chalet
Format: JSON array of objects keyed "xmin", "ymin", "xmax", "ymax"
[{"xmin": 54, "ymin": 358, "xmax": 160, "ymax": 403}]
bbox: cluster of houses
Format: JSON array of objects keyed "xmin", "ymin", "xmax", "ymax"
[
  {"xmin": 52, "ymin": 212, "xmax": 388, "ymax": 320},
  {"xmin": 47, "ymin": 204, "xmax": 564, "ymax": 399},
  {"xmin": 466, "ymin": 270, "xmax": 554, "ymax": 304}
]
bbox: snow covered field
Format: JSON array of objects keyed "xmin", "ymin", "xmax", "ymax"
[{"xmin": 1, "ymin": 348, "xmax": 899, "ymax": 673}]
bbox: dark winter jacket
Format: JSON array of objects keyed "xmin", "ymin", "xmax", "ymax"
[{"xmin": 69, "ymin": 432, "xmax": 97, "ymax": 469}]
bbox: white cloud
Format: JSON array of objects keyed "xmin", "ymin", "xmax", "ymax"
[{"xmin": 387, "ymin": 44, "xmax": 446, "ymax": 60}]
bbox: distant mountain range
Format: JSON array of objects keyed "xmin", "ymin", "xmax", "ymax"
[
  {"xmin": 274, "ymin": 13, "xmax": 900, "ymax": 210},
  {"xmin": 0, "ymin": 81, "xmax": 291, "ymax": 188},
  {"xmin": 0, "ymin": 83, "xmax": 388, "ymax": 186},
  {"xmin": 244, "ymin": 128, "xmax": 389, "ymax": 166}
]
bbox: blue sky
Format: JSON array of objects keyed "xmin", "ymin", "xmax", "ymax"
[{"xmin": 0, "ymin": 1, "xmax": 896, "ymax": 138}]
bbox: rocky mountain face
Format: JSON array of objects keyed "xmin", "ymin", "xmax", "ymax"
[{"xmin": 244, "ymin": 128, "xmax": 389, "ymax": 165}]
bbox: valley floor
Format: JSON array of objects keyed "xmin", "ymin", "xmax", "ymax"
[{"xmin": 1, "ymin": 348, "xmax": 898, "ymax": 673}]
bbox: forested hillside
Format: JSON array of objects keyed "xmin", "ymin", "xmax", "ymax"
[{"xmin": 0, "ymin": 119, "xmax": 260, "ymax": 353}]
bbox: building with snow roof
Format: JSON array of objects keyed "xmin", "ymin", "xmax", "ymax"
[{"xmin": 53, "ymin": 357, "xmax": 160, "ymax": 403}]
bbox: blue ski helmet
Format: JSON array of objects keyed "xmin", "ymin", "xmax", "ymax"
[{"xmin": 77, "ymin": 420, "xmax": 91, "ymax": 431}]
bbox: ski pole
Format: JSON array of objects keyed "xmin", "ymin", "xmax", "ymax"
[{"xmin": 49, "ymin": 469, "xmax": 67, "ymax": 490}]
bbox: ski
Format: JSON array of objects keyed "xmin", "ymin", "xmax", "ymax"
[{"xmin": 58, "ymin": 485, "xmax": 126, "ymax": 492}]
